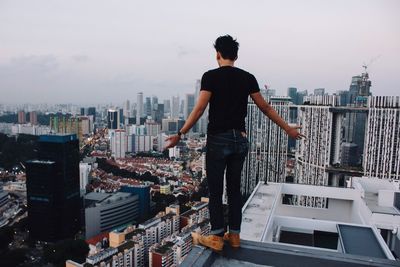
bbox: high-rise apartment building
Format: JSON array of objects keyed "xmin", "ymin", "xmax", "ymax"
[
  {"xmin": 25, "ymin": 134, "xmax": 81, "ymax": 242},
  {"xmin": 110, "ymin": 129, "xmax": 127, "ymax": 158},
  {"xmin": 145, "ymin": 120, "xmax": 161, "ymax": 136},
  {"xmin": 29, "ymin": 111, "xmax": 38, "ymax": 125},
  {"xmin": 296, "ymin": 96, "xmax": 341, "ymax": 185},
  {"xmin": 363, "ymin": 96, "xmax": 400, "ymax": 180},
  {"xmin": 241, "ymin": 96, "xmax": 290, "ymax": 196},
  {"xmin": 295, "ymin": 96, "xmax": 341, "ymax": 208},
  {"xmin": 18, "ymin": 110, "xmax": 26, "ymax": 124}
]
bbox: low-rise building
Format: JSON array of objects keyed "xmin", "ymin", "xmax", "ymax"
[{"xmin": 85, "ymin": 192, "xmax": 139, "ymax": 239}]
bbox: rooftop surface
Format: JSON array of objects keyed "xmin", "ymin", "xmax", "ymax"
[
  {"xmin": 356, "ymin": 178, "xmax": 400, "ymax": 215},
  {"xmin": 240, "ymin": 183, "xmax": 280, "ymax": 242}
]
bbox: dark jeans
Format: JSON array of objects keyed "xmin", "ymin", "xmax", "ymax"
[{"xmin": 206, "ymin": 129, "xmax": 249, "ymax": 235}]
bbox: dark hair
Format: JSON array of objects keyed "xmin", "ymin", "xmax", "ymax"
[{"xmin": 213, "ymin": 35, "xmax": 239, "ymax": 60}]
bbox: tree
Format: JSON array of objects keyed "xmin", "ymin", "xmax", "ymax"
[
  {"xmin": 0, "ymin": 248, "xmax": 28, "ymax": 267},
  {"xmin": 43, "ymin": 239, "xmax": 89, "ymax": 267},
  {"xmin": 0, "ymin": 226, "xmax": 14, "ymax": 250}
]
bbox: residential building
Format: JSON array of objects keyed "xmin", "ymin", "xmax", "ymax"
[
  {"xmin": 241, "ymin": 96, "xmax": 290, "ymax": 196},
  {"xmin": 364, "ymin": 96, "xmax": 400, "ymax": 180}
]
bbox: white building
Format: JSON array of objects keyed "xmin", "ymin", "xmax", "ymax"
[
  {"xmin": 134, "ymin": 135, "xmax": 154, "ymax": 152},
  {"xmin": 145, "ymin": 120, "xmax": 161, "ymax": 136},
  {"xmin": 168, "ymin": 147, "xmax": 180, "ymax": 159},
  {"xmin": 79, "ymin": 162, "xmax": 91, "ymax": 195},
  {"xmin": 363, "ymin": 96, "xmax": 400, "ymax": 180},
  {"xmin": 110, "ymin": 129, "xmax": 127, "ymax": 158},
  {"xmin": 126, "ymin": 124, "xmax": 146, "ymax": 136},
  {"xmin": 296, "ymin": 96, "xmax": 341, "ymax": 183},
  {"xmin": 241, "ymin": 96, "xmax": 290, "ymax": 196}
]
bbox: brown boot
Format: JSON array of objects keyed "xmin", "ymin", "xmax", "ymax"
[
  {"xmin": 223, "ymin": 232, "xmax": 240, "ymax": 248},
  {"xmin": 192, "ymin": 232, "xmax": 224, "ymax": 251}
]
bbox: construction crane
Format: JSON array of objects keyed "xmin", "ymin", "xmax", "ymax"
[{"xmin": 362, "ymin": 55, "xmax": 381, "ymax": 73}]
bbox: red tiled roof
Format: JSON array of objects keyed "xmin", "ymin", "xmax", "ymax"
[{"xmin": 86, "ymin": 232, "xmax": 109, "ymax": 246}]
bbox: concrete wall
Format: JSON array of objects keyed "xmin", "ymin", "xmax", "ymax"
[{"xmin": 275, "ymin": 198, "xmax": 354, "ymax": 223}]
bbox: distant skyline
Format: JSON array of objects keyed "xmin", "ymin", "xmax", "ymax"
[{"xmin": 0, "ymin": 0, "xmax": 399, "ymax": 104}]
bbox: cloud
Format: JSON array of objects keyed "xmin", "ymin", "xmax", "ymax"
[
  {"xmin": 177, "ymin": 45, "xmax": 198, "ymax": 58},
  {"xmin": 71, "ymin": 54, "xmax": 90, "ymax": 63},
  {"xmin": 4, "ymin": 55, "xmax": 59, "ymax": 74}
]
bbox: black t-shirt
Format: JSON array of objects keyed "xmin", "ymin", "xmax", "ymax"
[{"xmin": 200, "ymin": 66, "xmax": 260, "ymax": 134}]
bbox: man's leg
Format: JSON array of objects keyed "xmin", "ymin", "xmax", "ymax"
[
  {"xmin": 192, "ymin": 141, "xmax": 227, "ymax": 251},
  {"xmin": 226, "ymin": 135, "xmax": 248, "ymax": 234},
  {"xmin": 225, "ymin": 151, "xmax": 247, "ymax": 233},
  {"xmin": 206, "ymin": 143, "xmax": 227, "ymax": 236}
]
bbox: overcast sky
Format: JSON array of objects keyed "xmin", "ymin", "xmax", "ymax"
[{"xmin": 0, "ymin": 0, "xmax": 399, "ymax": 104}]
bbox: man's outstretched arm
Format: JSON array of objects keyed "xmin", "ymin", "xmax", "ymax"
[
  {"xmin": 250, "ymin": 92, "xmax": 305, "ymax": 139},
  {"xmin": 165, "ymin": 91, "xmax": 212, "ymax": 149}
]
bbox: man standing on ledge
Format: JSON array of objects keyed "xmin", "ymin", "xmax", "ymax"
[{"xmin": 165, "ymin": 35, "xmax": 304, "ymax": 251}]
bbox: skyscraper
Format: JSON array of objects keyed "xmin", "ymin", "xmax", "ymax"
[
  {"xmin": 25, "ymin": 134, "xmax": 81, "ymax": 242},
  {"xmin": 107, "ymin": 109, "xmax": 119, "ymax": 129},
  {"xmin": 313, "ymin": 88, "xmax": 325, "ymax": 96},
  {"xmin": 363, "ymin": 96, "xmax": 400, "ymax": 180},
  {"xmin": 87, "ymin": 107, "xmax": 96, "ymax": 122},
  {"xmin": 154, "ymin": 103, "xmax": 164, "ymax": 123},
  {"xmin": 145, "ymin": 97, "xmax": 152, "ymax": 117},
  {"xmin": 152, "ymin": 96, "xmax": 158, "ymax": 111},
  {"xmin": 343, "ymin": 71, "xmax": 371, "ymax": 159},
  {"xmin": 241, "ymin": 96, "xmax": 290, "ymax": 196},
  {"xmin": 123, "ymin": 100, "xmax": 130, "ymax": 119},
  {"xmin": 163, "ymin": 99, "xmax": 171, "ymax": 114},
  {"xmin": 184, "ymin": 94, "xmax": 195, "ymax": 120},
  {"xmin": 287, "ymin": 87, "xmax": 298, "ymax": 104},
  {"xmin": 171, "ymin": 96, "xmax": 180, "ymax": 119},
  {"xmin": 137, "ymin": 92, "xmax": 144, "ymax": 125}
]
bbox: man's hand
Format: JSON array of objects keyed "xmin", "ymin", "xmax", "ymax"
[
  {"xmin": 285, "ymin": 126, "xmax": 306, "ymax": 140},
  {"xmin": 164, "ymin": 135, "xmax": 181, "ymax": 150}
]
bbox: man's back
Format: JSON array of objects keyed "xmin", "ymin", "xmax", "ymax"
[{"xmin": 201, "ymin": 66, "xmax": 259, "ymax": 134}]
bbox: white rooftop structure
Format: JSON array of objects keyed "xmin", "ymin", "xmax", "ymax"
[{"xmin": 241, "ymin": 178, "xmax": 400, "ymax": 261}]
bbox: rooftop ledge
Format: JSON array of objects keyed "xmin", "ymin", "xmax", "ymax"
[{"xmin": 181, "ymin": 240, "xmax": 400, "ymax": 267}]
